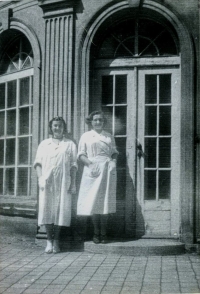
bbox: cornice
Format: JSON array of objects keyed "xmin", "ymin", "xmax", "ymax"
[{"xmin": 38, "ymin": 0, "xmax": 78, "ymax": 18}]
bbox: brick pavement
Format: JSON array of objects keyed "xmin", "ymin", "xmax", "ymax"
[{"xmin": 0, "ymin": 241, "xmax": 200, "ymax": 294}]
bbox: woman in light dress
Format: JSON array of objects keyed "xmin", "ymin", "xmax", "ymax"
[
  {"xmin": 77, "ymin": 111, "xmax": 118, "ymax": 244},
  {"xmin": 34, "ymin": 117, "xmax": 77, "ymax": 253}
]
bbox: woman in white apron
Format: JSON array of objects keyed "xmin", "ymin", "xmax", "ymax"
[
  {"xmin": 34, "ymin": 117, "xmax": 77, "ymax": 253},
  {"xmin": 77, "ymin": 111, "xmax": 118, "ymax": 244}
]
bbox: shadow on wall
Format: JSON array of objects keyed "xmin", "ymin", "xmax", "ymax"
[{"xmin": 73, "ymin": 163, "xmax": 145, "ymax": 241}]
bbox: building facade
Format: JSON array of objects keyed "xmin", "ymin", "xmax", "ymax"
[{"xmin": 0, "ymin": 0, "xmax": 199, "ymax": 246}]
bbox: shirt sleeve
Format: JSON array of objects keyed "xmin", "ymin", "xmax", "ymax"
[
  {"xmin": 70, "ymin": 142, "xmax": 78, "ymax": 169},
  {"xmin": 77, "ymin": 133, "xmax": 88, "ymax": 160}
]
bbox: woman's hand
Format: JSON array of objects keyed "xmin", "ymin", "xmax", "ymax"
[
  {"xmin": 109, "ymin": 159, "xmax": 116, "ymax": 170},
  {"xmin": 38, "ymin": 176, "xmax": 46, "ymax": 191},
  {"xmin": 68, "ymin": 183, "xmax": 76, "ymax": 194},
  {"xmin": 88, "ymin": 162, "xmax": 101, "ymax": 178}
]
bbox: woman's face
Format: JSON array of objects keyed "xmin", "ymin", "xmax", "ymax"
[
  {"xmin": 51, "ymin": 121, "xmax": 64, "ymax": 138},
  {"xmin": 91, "ymin": 114, "xmax": 104, "ymax": 133}
]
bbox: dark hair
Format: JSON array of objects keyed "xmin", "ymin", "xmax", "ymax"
[
  {"xmin": 85, "ymin": 111, "xmax": 107, "ymax": 127},
  {"xmin": 49, "ymin": 116, "xmax": 67, "ymax": 136}
]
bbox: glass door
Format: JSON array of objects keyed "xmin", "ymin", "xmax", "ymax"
[
  {"xmin": 93, "ymin": 69, "xmax": 136, "ymax": 236},
  {"xmin": 93, "ymin": 67, "xmax": 180, "ymax": 238},
  {"xmin": 137, "ymin": 68, "xmax": 180, "ymax": 237}
]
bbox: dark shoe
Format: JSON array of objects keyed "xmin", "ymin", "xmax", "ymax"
[
  {"xmin": 101, "ymin": 234, "xmax": 108, "ymax": 244},
  {"xmin": 93, "ymin": 234, "xmax": 100, "ymax": 244}
]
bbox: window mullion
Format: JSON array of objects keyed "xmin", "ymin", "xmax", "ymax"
[
  {"xmin": 135, "ymin": 19, "xmax": 139, "ymax": 56},
  {"xmin": 113, "ymin": 75, "xmax": 116, "ymax": 136},
  {"xmin": 156, "ymin": 75, "xmax": 159, "ymax": 201},
  {"xmin": 3, "ymin": 83, "xmax": 8, "ymax": 195},
  {"xmin": 28, "ymin": 76, "xmax": 32, "ymax": 196},
  {"xmin": 15, "ymin": 79, "xmax": 19, "ymax": 197}
]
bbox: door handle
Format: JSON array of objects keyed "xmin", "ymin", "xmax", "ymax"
[{"xmin": 136, "ymin": 140, "xmax": 144, "ymax": 159}]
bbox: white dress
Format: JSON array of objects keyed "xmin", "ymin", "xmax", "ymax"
[
  {"xmin": 34, "ymin": 138, "xmax": 77, "ymax": 226},
  {"xmin": 77, "ymin": 130, "xmax": 118, "ymax": 215}
]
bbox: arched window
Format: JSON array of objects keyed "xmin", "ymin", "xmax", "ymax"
[
  {"xmin": 95, "ymin": 18, "xmax": 179, "ymax": 59},
  {"xmin": 0, "ymin": 35, "xmax": 34, "ymax": 197}
]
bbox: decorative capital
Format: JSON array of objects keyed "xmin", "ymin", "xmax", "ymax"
[
  {"xmin": 0, "ymin": 9, "xmax": 12, "ymax": 31},
  {"xmin": 38, "ymin": 0, "xmax": 78, "ymax": 18},
  {"xmin": 128, "ymin": 0, "xmax": 141, "ymax": 7}
]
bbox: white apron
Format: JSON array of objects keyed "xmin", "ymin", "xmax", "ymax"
[
  {"xmin": 77, "ymin": 130, "xmax": 118, "ymax": 215},
  {"xmin": 34, "ymin": 138, "xmax": 77, "ymax": 226}
]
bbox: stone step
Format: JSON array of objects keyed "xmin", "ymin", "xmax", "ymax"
[{"xmin": 84, "ymin": 239, "xmax": 185, "ymax": 256}]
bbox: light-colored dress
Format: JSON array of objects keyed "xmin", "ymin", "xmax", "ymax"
[
  {"xmin": 77, "ymin": 130, "xmax": 118, "ymax": 215},
  {"xmin": 34, "ymin": 138, "xmax": 77, "ymax": 226}
]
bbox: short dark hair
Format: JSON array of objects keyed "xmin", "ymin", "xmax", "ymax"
[
  {"xmin": 49, "ymin": 116, "xmax": 67, "ymax": 135},
  {"xmin": 85, "ymin": 111, "xmax": 107, "ymax": 126}
]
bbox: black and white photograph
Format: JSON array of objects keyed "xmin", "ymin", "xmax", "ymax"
[{"xmin": 0, "ymin": 0, "xmax": 199, "ymax": 293}]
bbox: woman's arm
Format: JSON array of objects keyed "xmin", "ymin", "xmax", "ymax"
[
  {"xmin": 79, "ymin": 155, "xmax": 100, "ymax": 177},
  {"xmin": 35, "ymin": 164, "xmax": 45, "ymax": 191},
  {"xmin": 70, "ymin": 166, "xmax": 76, "ymax": 187},
  {"xmin": 69, "ymin": 166, "xmax": 77, "ymax": 194},
  {"xmin": 35, "ymin": 164, "xmax": 42, "ymax": 178},
  {"xmin": 79, "ymin": 154, "xmax": 92, "ymax": 167}
]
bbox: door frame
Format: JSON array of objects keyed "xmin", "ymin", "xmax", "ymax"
[
  {"xmin": 77, "ymin": 1, "xmax": 194, "ymax": 242},
  {"xmin": 137, "ymin": 67, "xmax": 181, "ymax": 238},
  {"xmin": 93, "ymin": 62, "xmax": 181, "ymax": 237}
]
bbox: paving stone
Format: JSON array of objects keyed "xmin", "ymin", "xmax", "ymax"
[{"xmin": 64, "ymin": 284, "xmax": 85, "ymax": 290}]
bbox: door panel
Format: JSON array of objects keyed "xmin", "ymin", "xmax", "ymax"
[
  {"xmin": 93, "ymin": 67, "xmax": 180, "ymax": 238},
  {"xmin": 94, "ymin": 69, "xmax": 136, "ymax": 236},
  {"xmin": 137, "ymin": 68, "xmax": 180, "ymax": 237}
]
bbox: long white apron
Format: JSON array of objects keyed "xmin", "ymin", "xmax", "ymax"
[
  {"xmin": 77, "ymin": 155, "xmax": 116, "ymax": 215},
  {"xmin": 34, "ymin": 139, "xmax": 77, "ymax": 226}
]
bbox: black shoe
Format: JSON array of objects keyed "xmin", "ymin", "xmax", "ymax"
[
  {"xmin": 93, "ymin": 234, "xmax": 100, "ymax": 244},
  {"xmin": 101, "ymin": 234, "xmax": 108, "ymax": 244}
]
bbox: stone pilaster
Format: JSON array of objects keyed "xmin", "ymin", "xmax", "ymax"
[{"xmin": 38, "ymin": 0, "xmax": 77, "ymax": 138}]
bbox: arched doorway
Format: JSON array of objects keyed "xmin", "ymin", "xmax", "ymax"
[
  {"xmin": 90, "ymin": 14, "xmax": 180, "ymax": 238},
  {"xmin": 79, "ymin": 2, "xmax": 194, "ymax": 242}
]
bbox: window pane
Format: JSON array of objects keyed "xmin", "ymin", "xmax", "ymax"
[
  {"xmin": 102, "ymin": 76, "xmax": 113, "ymax": 104},
  {"xmin": 144, "ymin": 170, "xmax": 156, "ymax": 200},
  {"xmin": 18, "ymin": 137, "xmax": 29, "ymax": 164},
  {"xmin": 6, "ymin": 138, "xmax": 15, "ymax": 165},
  {"xmin": 20, "ymin": 77, "xmax": 29, "ymax": 106},
  {"xmin": 5, "ymin": 168, "xmax": 15, "ymax": 195},
  {"xmin": 115, "ymin": 106, "xmax": 127, "ymax": 135},
  {"xmin": 145, "ymin": 75, "xmax": 157, "ymax": 104},
  {"xmin": 0, "ymin": 112, "xmax": 5, "ymax": 136},
  {"xmin": 115, "ymin": 75, "xmax": 127, "ymax": 104},
  {"xmin": 145, "ymin": 138, "xmax": 156, "ymax": 168},
  {"xmin": 115, "ymin": 137, "xmax": 126, "ymax": 168},
  {"xmin": 159, "ymin": 74, "xmax": 171, "ymax": 103},
  {"xmin": 159, "ymin": 138, "xmax": 171, "ymax": 168},
  {"xmin": 22, "ymin": 57, "xmax": 32, "ymax": 69},
  {"xmin": 139, "ymin": 37, "xmax": 158, "ymax": 56},
  {"xmin": 159, "ymin": 171, "xmax": 170, "ymax": 199},
  {"xmin": 159, "ymin": 106, "xmax": 171, "ymax": 135},
  {"xmin": 0, "ymin": 140, "xmax": 4, "ymax": 165},
  {"xmin": 116, "ymin": 38, "xmax": 135, "ymax": 57},
  {"xmin": 0, "ymin": 169, "xmax": 3, "ymax": 194},
  {"xmin": 145, "ymin": 106, "xmax": 157, "ymax": 135},
  {"xmin": 7, "ymin": 110, "xmax": 16, "ymax": 136},
  {"xmin": 17, "ymin": 168, "xmax": 28, "ymax": 196},
  {"xmin": 19, "ymin": 108, "xmax": 29, "ymax": 135},
  {"xmin": 0, "ymin": 83, "xmax": 5, "ymax": 109},
  {"xmin": 7, "ymin": 80, "xmax": 16, "ymax": 108},
  {"xmin": 102, "ymin": 106, "xmax": 113, "ymax": 134}
]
